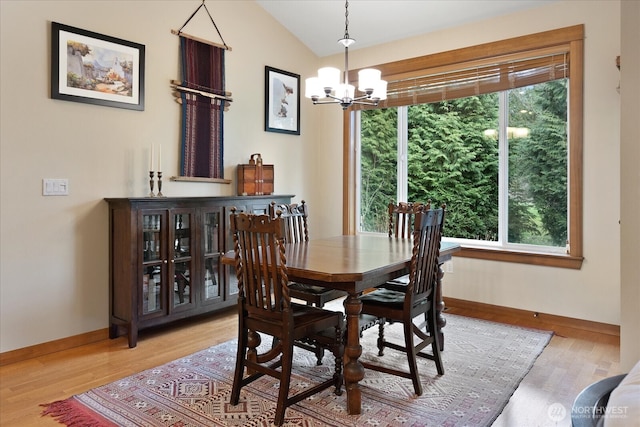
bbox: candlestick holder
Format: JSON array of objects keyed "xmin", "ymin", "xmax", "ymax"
[
  {"xmin": 157, "ymin": 171, "xmax": 164, "ymax": 197},
  {"xmin": 148, "ymin": 171, "xmax": 155, "ymax": 197}
]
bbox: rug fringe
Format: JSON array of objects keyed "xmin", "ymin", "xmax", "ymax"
[{"xmin": 41, "ymin": 398, "xmax": 111, "ymax": 427}]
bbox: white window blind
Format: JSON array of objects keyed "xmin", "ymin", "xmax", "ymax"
[{"xmin": 352, "ymin": 47, "xmax": 569, "ymax": 109}]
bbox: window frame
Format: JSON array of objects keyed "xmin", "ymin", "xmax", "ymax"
[{"xmin": 343, "ymin": 25, "xmax": 584, "ymax": 269}]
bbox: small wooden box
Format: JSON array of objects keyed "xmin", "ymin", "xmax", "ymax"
[{"xmin": 237, "ymin": 164, "xmax": 274, "ymax": 196}]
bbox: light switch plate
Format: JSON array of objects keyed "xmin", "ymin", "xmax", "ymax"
[{"xmin": 43, "ymin": 178, "xmax": 69, "ymax": 196}]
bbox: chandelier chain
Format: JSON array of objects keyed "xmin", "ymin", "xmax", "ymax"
[{"xmin": 343, "ymin": 0, "xmax": 350, "ymax": 40}]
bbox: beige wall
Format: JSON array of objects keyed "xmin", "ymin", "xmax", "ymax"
[
  {"xmin": 1, "ymin": 0, "xmax": 635, "ymax": 364},
  {"xmin": 619, "ymin": 0, "xmax": 640, "ymax": 372},
  {"xmin": 0, "ymin": 0, "xmax": 323, "ymax": 352}
]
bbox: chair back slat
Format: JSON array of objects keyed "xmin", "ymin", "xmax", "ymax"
[
  {"xmin": 388, "ymin": 201, "xmax": 430, "ymax": 239},
  {"xmin": 270, "ymin": 200, "xmax": 309, "ymax": 243},
  {"xmin": 406, "ymin": 206, "xmax": 446, "ymax": 302},
  {"xmin": 230, "ymin": 210, "xmax": 290, "ymax": 318}
]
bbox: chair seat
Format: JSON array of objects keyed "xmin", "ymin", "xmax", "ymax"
[
  {"xmin": 288, "ymin": 283, "xmax": 347, "ymax": 309},
  {"xmin": 360, "ymin": 288, "xmax": 410, "ymax": 308},
  {"xmin": 290, "ymin": 303, "xmax": 344, "ymax": 336},
  {"xmin": 361, "ymin": 289, "xmax": 430, "ymax": 317},
  {"xmin": 246, "ymin": 303, "xmax": 343, "ymax": 339},
  {"xmin": 378, "ymin": 275, "xmax": 410, "ymax": 292},
  {"xmin": 388, "ymin": 275, "xmax": 410, "ymax": 285},
  {"xmin": 289, "ymin": 283, "xmax": 336, "ymax": 295}
]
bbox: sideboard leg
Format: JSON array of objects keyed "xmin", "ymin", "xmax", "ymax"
[{"xmin": 128, "ymin": 323, "xmax": 138, "ymax": 348}]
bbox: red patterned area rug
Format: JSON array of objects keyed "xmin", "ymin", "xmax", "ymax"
[{"xmin": 42, "ymin": 314, "xmax": 552, "ymax": 426}]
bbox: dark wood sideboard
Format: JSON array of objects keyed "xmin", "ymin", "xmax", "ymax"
[{"xmin": 105, "ymin": 195, "xmax": 294, "ymax": 347}]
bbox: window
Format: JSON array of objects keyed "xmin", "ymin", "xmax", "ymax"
[
  {"xmin": 359, "ymin": 81, "xmax": 568, "ymax": 247},
  {"xmin": 344, "ymin": 25, "xmax": 584, "ymax": 269}
]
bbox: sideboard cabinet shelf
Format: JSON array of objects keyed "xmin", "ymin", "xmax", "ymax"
[{"xmin": 105, "ymin": 195, "xmax": 293, "ymax": 347}]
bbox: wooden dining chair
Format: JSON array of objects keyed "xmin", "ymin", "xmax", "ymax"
[
  {"xmin": 228, "ymin": 209, "xmax": 344, "ymax": 426},
  {"xmin": 269, "ymin": 200, "xmax": 346, "ymax": 364},
  {"xmin": 380, "ymin": 201, "xmax": 429, "ymax": 292},
  {"xmin": 359, "ymin": 206, "xmax": 446, "ymax": 396},
  {"xmin": 389, "ymin": 201, "xmax": 428, "ymax": 239},
  {"xmin": 269, "ymin": 201, "xmax": 346, "ymax": 309}
]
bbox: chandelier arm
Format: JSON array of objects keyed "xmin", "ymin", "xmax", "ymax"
[
  {"xmin": 312, "ymin": 99, "xmax": 379, "ymax": 107},
  {"xmin": 353, "ymin": 93, "xmax": 373, "ymax": 101},
  {"xmin": 312, "ymin": 99, "xmax": 343, "ymax": 105},
  {"xmin": 318, "ymin": 92, "xmax": 375, "ymax": 103},
  {"xmin": 323, "ymin": 93, "xmax": 347, "ymax": 102},
  {"xmin": 352, "ymin": 100, "xmax": 380, "ymax": 106}
]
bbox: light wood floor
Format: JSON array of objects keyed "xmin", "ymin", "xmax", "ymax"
[
  {"xmin": 0, "ymin": 306, "xmax": 620, "ymax": 427},
  {"xmin": 444, "ymin": 306, "xmax": 622, "ymax": 427}
]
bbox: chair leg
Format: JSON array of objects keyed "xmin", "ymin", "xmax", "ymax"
[
  {"xmin": 428, "ymin": 308, "xmax": 445, "ymax": 375},
  {"xmin": 332, "ymin": 324, "xmax": 344, "ymax": 395},
  {"xmin": 273, "ymin": 340, "xmax": 294, "ymax": 426},
  {"xmin": 230, "ymin": 327, "xmax": 248, "ymax": 405},
  {"xmin": 314, "ymin": 344, "xmax": 325, "ymax": 365},
  {"xmin": 377, "ymin": 319, "xmax": 386, "ymax": 356},
  {"xmin": 314, "ymin": 297, "xmax": 329, "ymax": 363},
  {"xmin": 404, "ymin": 320, "xmax": 423, "ymax": 396}
]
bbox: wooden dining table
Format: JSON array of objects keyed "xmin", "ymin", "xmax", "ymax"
[{"xmin": 223, "ymin": 234, "xmax": 460, "ymax": 415}]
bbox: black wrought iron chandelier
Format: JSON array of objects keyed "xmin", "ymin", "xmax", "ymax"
[{"xmin": 304, "ymin": 0, "xmax": 387, "ymax": 110}]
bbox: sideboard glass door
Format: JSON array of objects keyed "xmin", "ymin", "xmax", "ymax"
[
  {"xmin": 202, "ymin": 209, "xmax": 222, "ymax": 304},
  {"xmin": 172, "ymin": 211, "xmax": 193, "ymax": 310},
  {"xmin": 142, "ymin": 211, "xmax": 165, "ymax": 316}
]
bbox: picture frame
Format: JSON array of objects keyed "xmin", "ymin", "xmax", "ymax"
[
  {"xmin": 51, "ymin": 22, "xmax": 145, "ymax": 111},
  {"xmin": 265, "ymin": 66, "xmax": 300, "ymax": 135}
]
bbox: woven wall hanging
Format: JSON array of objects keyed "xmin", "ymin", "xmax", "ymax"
[{"xmin": 171, "ymin": 1, "xmax": 232, "ymax": 180}]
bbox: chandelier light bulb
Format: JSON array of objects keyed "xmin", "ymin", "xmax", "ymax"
[
  {"xmin": 318, "ymin": 67, "xmax": 341, "ymax": 91},
  {"xmin": 305, "ymin": 77, "xmax": 323, "ymax": 99},
  {"xmin": 337, "ymin": 83, "xmax": 355, "ymax": 99},
  {"xmin": 358, "ymin": 69, "xmax": 381, "ymax": 93},
  {"xmin": 371, "ymin": 80, "xmax": 388, "ymax": 100}
]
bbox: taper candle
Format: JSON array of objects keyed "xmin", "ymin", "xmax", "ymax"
[
  {"xmin": 150, "ymin": 144, "xmax": 154, "ymax": 171},
  {"xmin": 158, "ymin": 145, "xmax": 162, "ymax": 172}
]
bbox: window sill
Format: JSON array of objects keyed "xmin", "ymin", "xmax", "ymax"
[{"xmin": 456, "ymin": 246, "xmax": 584, "ymax": 269}]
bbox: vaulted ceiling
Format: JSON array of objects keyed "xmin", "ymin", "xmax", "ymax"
[{"xmin": 256, "ymin": 0, "xmax": 558, "ymax": 57}]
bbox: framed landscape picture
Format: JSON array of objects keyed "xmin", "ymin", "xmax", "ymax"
[
  {"xmin": 265, "ymin": 66, "xmax": 300, "ymax": 135},
  {"xmin": 51, "ymin": 22, "xmax": 145, "ymax": 111}
]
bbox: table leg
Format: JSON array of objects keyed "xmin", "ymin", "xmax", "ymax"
[
  {"xmin": 343, "ymin": 293, "xmax": 364, "ymax": 415},
  {"xmin": 435, "ymin": 264, "xmax": 446, "ymax": 351}
]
